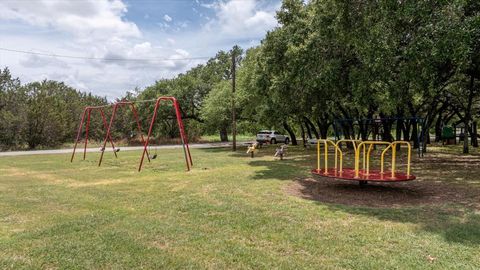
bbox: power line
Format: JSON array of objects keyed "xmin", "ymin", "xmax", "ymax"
[{"xmin": 0, "ymin": 47, "xmax": 212, "ymax": 62}]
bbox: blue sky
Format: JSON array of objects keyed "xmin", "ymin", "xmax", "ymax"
[{"xmin": 0, "ymin": 0, "xmax": 281, "ymax": 99}]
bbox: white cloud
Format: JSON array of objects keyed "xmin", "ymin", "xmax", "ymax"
[
  {"xmin": 132, "ymin": 42, "xmax": 153, "ymax": 55},
  {"xmin": 160, "ymin": 50, "xmax": 191, "ymax": 71},
  {"xmin": 163, "ymin": 14, "xmax": 172, "ymax": 22},
  {"xmin": 200, "ymin": 0, "xmax": 278, "ymax": 38},
  {"xmin": 0, "ymin": 0, "xmax": 140, "ymax": 41},
  {"xmin": 174, "ymin": 49, "xmax": 189, "ymax": 57},
  {"xmin": 0, "ymin": 32, "xmax": 201, "ymax": 99},
  {"xmin": 0, "ymin": 0, "xmax": 282, "ymax": 100},
  {"xmin": 20, "ymin": 54, "xmax": 70, "ymax": 69}
]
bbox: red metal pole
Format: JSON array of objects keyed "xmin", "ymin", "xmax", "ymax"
[
  {"xmin": 83, "ymin": 109, "xmax": 92, "ymax": 160},
  {"xmin": 99, "ymin": 108, "xmax": 118, "ymax": 158},
  {"xmin": 71, "ymin": 108, "xmax": 87, "ymax": 162},
  {"xmin": 138, "ymin": 99, "xmax": 161, "ymax": 172},
  {"xmin": 130, "ymin": 103, "xmax": 150, "ymax": 162},
  {"xmin": 179, "ymin": 107, "xmax": 193, "ymax": 167},
  {"xmin": 176, "ymin": 99, "xmax": 192, "ymax": 167},
  {"xmin": 98, "ymin": 104, "xmax": 118, "ymax": 167},
  {"xmin": 173, "ymin": 99, "xmax": 192, "ymax": 170}
]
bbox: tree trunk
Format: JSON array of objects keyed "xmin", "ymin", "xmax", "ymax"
[
  {"xmin": 411, "ymin": 119, "xmax": 419, "ymax": 149},
  {"xmin": 347, "ymin": 121, "xmax": 355, "ymax": 140},
  {"xmin": 434, "ymin": 113, "xmax": 443, "ymax": 142},
  {"xmin": 463, "ymin": 121, "xmax": 469, "ymax": 154},
  {"xmin": 395, "ymin": 108, "xmax": 404, "ymax": 148},
  {"xmin": 358, "ymin": 119, "xmax": 369, "ymax": 141},
  {"xmin": 340, "ymin": 121, "xmax": 355, "ymax": 140},
  {"xmin": 395, "ymin": 111, "xmax": 403, "ymax": 141},
  {"xmin": 379, "ymin": 115, "xmax": 394, "ymax": 142},
  {"xmin": 304, "ymin": 120, "xmax": 312, "ymax": 139},
  {"xmin": 304, "ymin": 117, "xmax": 319, "ymax": 139},
  {"xmin": 337, "ymin": 104, "xmax": 355, "ymax": 140},
  {"xmin": 407, "ymin": 101, "xmax": 422, "ymax": 149},
  {"xmin": 300, "ymin": 122, "xmax": 307, "ymax": 147},
  {"xmin": 421, "ymin": 115, "xmax": 436, "ymax": 153},
  {"xmin": 472, "ymin": 121, "xmax": 478, "ymax": 147},
  {"xmin": 283, "ymin": 121, "xmax": 297, "ymax": 145},
  {"xmin": 404, "ymin": 120, "xmax": 412, "ymax": 142},
  {"xmin": 420, "ymin": 99, "xmax": 445, "ymax": 153},
  {"xmin": 463, "ymin": 72, "xmax": 476, "ymax": 154},
  {"xmin": 316, "ymin": 118, "xmax": 330, "ymax": 139},
  {"xmin": 219, "ymin": 127, "xmax": 228, "ymax": 142}
]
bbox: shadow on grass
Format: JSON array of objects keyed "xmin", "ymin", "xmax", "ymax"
[
  {"xmin": 204, "ymin": 146, "xmax": 480, "ymax": 246},
  {"xmin": 331, "ymin": 202, "xmax": 480, "ymax": 246},
  {"xmin": 199, "ymin": 147, "xmax": 234, "ymax": 154},
  {"xmin": 201, "ymin": 145, "xmax": 315, "ymax": 181},
  {"xmin": 287, "ymin": 177, "xmax": 480, "ymax": 246},
  {"xmin": 245, "ymin": 147, "xmax": 480, "ymax": 246},
  {"xmin": 245, "ymin": 146, "xmax": 314, "ymax": 180}
]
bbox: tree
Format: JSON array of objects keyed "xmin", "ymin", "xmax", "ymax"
[
  {"xmin": 200, "ymin": 81, "xmax": 232, "ymax": 141},
  {"xmin": 0, "ymin": 68, "xmax": 25, "ymax": 149}
]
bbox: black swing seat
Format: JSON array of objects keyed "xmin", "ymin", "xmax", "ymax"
[
  {"xmin": 100, "ymin": 147, "xmax": 119, "ymax": 152},
  {"xmin": 149, "ymin": 154, "xmax": 157, "ymax": 159}
]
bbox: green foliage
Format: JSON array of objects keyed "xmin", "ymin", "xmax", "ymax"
[
  {"xmin": 0, "ymin": 68, "xmax": 107, "ymax": 150},
  {"xmin": 137, "ymin": 46, "xmax": 245, "ymax": 141},
  {"xmin": 0, "ymin": 68, "xmax": 25, "ymax": 148},
  {"xmin": 200, "ymin": 81, "xmax": 232, "ymax": 134},
  {"xmin": 239, "ymin": 0, "xmax": 480, "ymax": 148},
  {"xmin": 1, "ymin": 0, "xmax": 480, "ymax": 151}
]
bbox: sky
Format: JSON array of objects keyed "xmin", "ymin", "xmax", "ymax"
[{"xmin": 0, "ymin": 0, "xmax": 282, "ymax": 99}]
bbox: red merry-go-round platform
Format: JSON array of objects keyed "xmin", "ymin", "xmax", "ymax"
[{"xmin": 311, "ymin": 168, "xmax": 416, "ymax": 182}]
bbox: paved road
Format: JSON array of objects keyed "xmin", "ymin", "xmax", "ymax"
[{"xmin": 0, "ymin": 142, "xmax": 246, "ymax": 157}]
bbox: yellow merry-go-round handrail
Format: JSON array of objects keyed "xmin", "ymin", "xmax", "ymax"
[
  {"xmin": 335, "ymin": 139, "xmax": 362, "ymax": 152},
  {"xmin": 316, "ymin": 139, "xmax": 343, "ymax": 174},
  {"xmin": 315, "ymin": 139, "xmax": 413, "ymax": 180},
  {"xmin": 380, "ymin": 141, "xmax": 412, "ymax": 178},
  {"xmin": 335, "ymin": 139, "xmax": 362, "ymax": 171},
  {"xmin": 355, "ymin": 141, "xmax": 392, "ymax": 178}
]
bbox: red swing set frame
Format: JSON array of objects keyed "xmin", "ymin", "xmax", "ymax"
[
  {"xmin": 71, "ymin": 97, "xmax": 192, "ymax": 172},
  {"xmin": 136, "ymin": 97, "xmax": 192, "ymax": 172},
  {"xmin": 97, "ymin": 100, "xmax": 152, "ymax": 167},
  {"xmin": 70, "ymin": 105, "xmax": 118, "ymax": 162}
]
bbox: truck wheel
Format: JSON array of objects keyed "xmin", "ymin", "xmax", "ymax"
[
  {"xmin": 271, "ymin": 138, "xmax": 277, "ymax": 144},
  {"xmin": 285, "ymin": 138, "xmax": 290, "ymax": 145}
]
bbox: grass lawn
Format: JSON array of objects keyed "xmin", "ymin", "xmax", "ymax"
[
  {"xmin": 0, "ymin": 144, "xmax": 479, "ymax": 269},
  {"xmin": 198, "ymin": 134, "xmax": 254, "ymax": 143},
  {"xmin": 55, "ymin": 134, "xmax": 254, "ymax": 150}
]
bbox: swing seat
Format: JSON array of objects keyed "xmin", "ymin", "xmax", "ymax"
[
  {"xmin": 114, "ymin": 148, "xmax": 120, "ymax": 152},
  {"xmin": 149, "ymin": 154, "xmax": 157, "ymax": 159}
]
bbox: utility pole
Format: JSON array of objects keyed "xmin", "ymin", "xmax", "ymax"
[{"xmin": 232, "ymin": 51, "xmax": 237, "ymax": 151}]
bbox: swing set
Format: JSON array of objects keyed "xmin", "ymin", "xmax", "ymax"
[
  {"xmin": 71, "ymin": 97, "xmax": 193, "ymax": 172},
  {"xmin": 70, "ymin": 105, "xmax": 119, "ymax": 162}
]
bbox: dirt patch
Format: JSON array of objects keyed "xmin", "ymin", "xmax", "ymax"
[
  {"xmin": 287, "ymin": 152, "xmax": 480, "ymax": 209},
  {"xmin": 287, "ymin": 177, "xmax": 480, "ymax": 209}
]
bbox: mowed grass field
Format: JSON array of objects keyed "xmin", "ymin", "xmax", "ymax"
[{"xmin": 1, "ymin": 145, "xmax": 479, "ymax": 269}]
